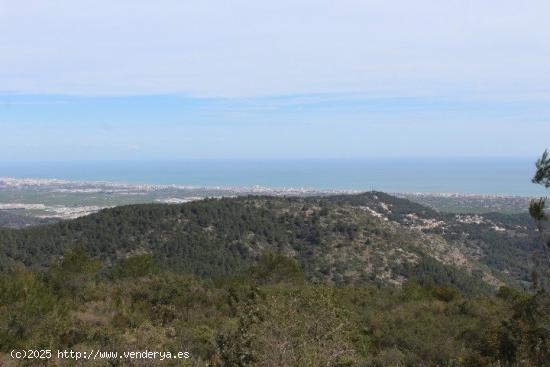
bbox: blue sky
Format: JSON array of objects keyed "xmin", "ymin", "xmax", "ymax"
[{"xmin": 1, "ymin": 0, "xmax": 549, "ymax": 160}]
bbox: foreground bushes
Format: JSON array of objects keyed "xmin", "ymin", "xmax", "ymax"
[{"xmin": 0, "ymin": 251, "xmax": 548, "ymax": 366}]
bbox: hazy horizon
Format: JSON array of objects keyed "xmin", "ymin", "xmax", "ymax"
[{"xmin": 1, "ymin": 157, "xmax": 546, "ymax": 196}]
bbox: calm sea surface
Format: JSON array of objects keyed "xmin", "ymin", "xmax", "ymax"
[{"xmin": 0, "ymin": 158, "xmax": 546, "ymax": 196}]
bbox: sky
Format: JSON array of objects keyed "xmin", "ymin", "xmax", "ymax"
[{"xmin": 1, "ymin": 0, "xmax": 549, "ymax": 160}]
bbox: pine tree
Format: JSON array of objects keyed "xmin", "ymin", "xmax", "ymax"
[{"xmin": 530, "ymin": 150, "xmax": 550, "ymax": 250}]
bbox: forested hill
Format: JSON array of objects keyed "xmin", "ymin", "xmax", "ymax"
[{"xmin": 0, "ymin": 192, "xmax": 543, "ymax": 294}]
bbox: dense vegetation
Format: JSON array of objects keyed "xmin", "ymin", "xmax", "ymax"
[
  {"xmin": 1, "ymin": 190, "xmax": 549, "ymax": 366},
  {"xmin": 0, "ymin": 193, "xmax": 536, "ymax": 294},
  {"xmin": 0, "ymin": 251, "xmax": 548, "ymax": 366},
  {"xmin": 0, "ymin": 193, "xmax": 544, "ymax": 294}
]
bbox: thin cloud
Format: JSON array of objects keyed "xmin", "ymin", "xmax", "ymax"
[{"xmin": 0, "ymin": 0, "xmax": 548, "ymax": 98}]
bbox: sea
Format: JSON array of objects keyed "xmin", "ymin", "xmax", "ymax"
[{"xmin": 0, "ymin": 157, "xmax": 547, "ymax": 197}]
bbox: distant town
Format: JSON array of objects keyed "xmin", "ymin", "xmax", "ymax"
[{"xmin": 0, "ymin": 177, "xmax": 534, "ymax": 221}]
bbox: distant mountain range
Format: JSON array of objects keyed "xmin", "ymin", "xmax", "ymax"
[{"xmin": 0, "ymin": 192, "xmax": 544, "ymax": 294}]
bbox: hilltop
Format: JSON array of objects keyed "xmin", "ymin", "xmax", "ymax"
[{"xmin": 0, "ymin": 192, "xmax": 543, "ymax": 294}]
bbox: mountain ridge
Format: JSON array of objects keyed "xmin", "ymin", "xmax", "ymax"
[{"xmin": 0, "ymin": 192, "xmax": 543, "ymax": 294}]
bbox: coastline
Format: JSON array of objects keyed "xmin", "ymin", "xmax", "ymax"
[
  {"xmin": 0, "ymin": 176, "xmax": 539, "ymax": 220},
  {"xmin": 0, "ymin": 176, "xmax": 543, "ymax": 199}
]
